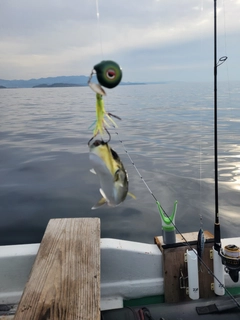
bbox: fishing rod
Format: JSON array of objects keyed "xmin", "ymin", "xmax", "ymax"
[
  {"xmin": 213, "ymin": 0, "xmax": 240, "ymax": 285},
  {"xmin": 213, "ymin": 0, "xmax": 220, "ymax": 253},
  {"xmin": 213, "ymin": 0, "xmax": 227, "ymax": 253}
]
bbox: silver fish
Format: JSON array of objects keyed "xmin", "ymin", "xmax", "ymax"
[{"xmin": 89, "ymin": 139, "xmax": 134, "ymax": 209}]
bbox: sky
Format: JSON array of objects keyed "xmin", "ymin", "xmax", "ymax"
[{"xmin": 0, "ymin": 0, "xmax": 239, "ymax": 82}]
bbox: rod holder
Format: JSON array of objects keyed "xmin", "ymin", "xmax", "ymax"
[
  {"xmin": 187, "ymin": 249, "xmax": 199, "ymax": 300},
  {"xmin": 157, "ymin": 201, "xmax": 177, "ymax": 244},
  {"xmin": 213, "ymin": 247, "xmax": 225, "ymax": 295}
]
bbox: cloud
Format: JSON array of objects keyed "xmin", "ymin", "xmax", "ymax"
[{"xmin": 0, "ymin": 0, "xmax": 239, "ymax": 81}]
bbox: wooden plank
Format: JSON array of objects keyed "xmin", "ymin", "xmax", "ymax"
[
  {"xmin": 155, "ymin": 230, "xmax": 214, "ymax": 249},
  {"xmin": 176, "ymin": 231, "xmax": 213, "ymax": 243},
  {"xmin": 14, "ymin": 218, "xmax": 100, "ymax": 320},
  {"xmin": 154, "ymin": 231, "xmax": 215, "ymax": 303},
  {"xmin": 198, "ymin": 242, "xmax": 215, "ymax": 299}
]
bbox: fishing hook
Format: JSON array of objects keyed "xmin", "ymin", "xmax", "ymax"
[{"xmin": 88, "ymin": 126, "xmax": 111, "ymax": 146}]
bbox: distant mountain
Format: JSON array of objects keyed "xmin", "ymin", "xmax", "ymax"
[
  {"xmin": 0, "ymin": 85, "xmax": 6, "ymax": 89},
  {"xmin": 33, "ymin": 83, "xmax": 86, "ymax": 88},
  {"xmin": 0, "ymin": 75, "xmax": 146, "ymax": 88},
  {"xmin": 0, "ymin": 75, "xmax": 91, "ymax": 88}
]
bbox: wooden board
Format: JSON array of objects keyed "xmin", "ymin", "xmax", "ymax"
[
  {"xmin": 155, "ymin": 231, "xmax": 214, "ymax": 249},
  {"xmin": 154, "ymin": 231, "xmax": 215, "ymax": 303},
  {"xmin": 14, "ymin": 218, "xmax": 100, "ymax": 320}
]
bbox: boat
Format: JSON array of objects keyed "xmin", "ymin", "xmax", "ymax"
[
  {"xmin": 1, "ymin": 1, "xmax": 240, "ymax": 319},
  {"xmin": 0, "ymin": 226, "xmax": 240, "ymax": 319}
]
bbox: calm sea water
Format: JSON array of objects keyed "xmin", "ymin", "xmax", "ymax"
[{"xmin": 0, "ymin": 82, "xmax": 240, "ymax": 245}]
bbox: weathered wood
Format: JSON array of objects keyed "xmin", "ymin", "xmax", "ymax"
[
  {"xmin": 14, "ymin": 218, "xmax": 100, "ymax": 320},
  {"xmin": 154, "ymin": 231, "xmax": 215, "ymax": 303},
  {"xmin": 155, "ymin": 231, "xmax": 214, "ymax": 248}
]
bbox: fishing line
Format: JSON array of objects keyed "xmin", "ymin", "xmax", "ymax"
[
  {"xmin": 221, "ymin": 0, "xmax": 232, "ymax": 121},
  {"xmin": 113, "ymin": 130, "xmax": 158, "ymax": 203},
  {"xmin": 112, "ymin": 126, "xmax": 194, "ymax": 236},
  {"xmin": 95, "ymin": 0, "xmax": 104, "ymax": 59},
  {"xmin": 221, "ymin": 0, "xmax": 228, "ymax": 60},
  {"xmin": 199, "ymin": 0, "xmax": 204, "ymax": 231},
  {"xmin": 199, "ymin": 111, "xmax": 203, "ymax": 230}
]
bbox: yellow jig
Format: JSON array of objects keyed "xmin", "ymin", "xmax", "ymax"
[{"xmin": 93, "ymin": 93, "xmax": 119, "ymax": 136}]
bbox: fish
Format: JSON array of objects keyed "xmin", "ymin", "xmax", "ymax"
[{"xmin": 89, "ymin": 139, "xmax": 135, "ymax": 209}]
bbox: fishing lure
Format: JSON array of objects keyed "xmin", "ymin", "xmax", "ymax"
[
  {"xmin": 197, "ymin": 228, "xmax": 205, "ymax": 272},
  {"xmin": 93, "ymin": 60, "xmax": 122, "ymax": 88},
  {"xmin": 88, "ymin": 60, "xmax": 122, "ymax": 138},
  {"xmin": 93, "ymin": 93, "xmax": 121, "ymax": 136},
  {"xmin": 197, "ymin": 228, "xmax": 205, "ymax": 260}
]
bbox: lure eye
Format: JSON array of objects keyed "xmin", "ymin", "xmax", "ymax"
[
  {"xmin": 94, "ymin": 60, "xmax": 122, "ymax": 89},
  {"xmin": 106, "ymin": 69, "xmax": 116, "ymax": 80}
]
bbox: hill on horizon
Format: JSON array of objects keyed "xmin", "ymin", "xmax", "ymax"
[
  {"xmin": 0, "ymin": 75, "xmax": 91, "ymax": 88},
  {"xmin": 0, "ymin": 75, "xmax": 148, "ymax": 88}
]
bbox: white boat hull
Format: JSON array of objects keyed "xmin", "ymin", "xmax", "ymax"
[{"xmin": 0, "ymin": 238, "xmax": 239, "ymax": 311}]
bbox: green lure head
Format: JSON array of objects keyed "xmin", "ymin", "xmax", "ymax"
[{"xmin": 94, "ymin": 60, "xmax": 122, "ymax": 89}]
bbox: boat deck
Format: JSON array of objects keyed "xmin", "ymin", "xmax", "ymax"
[
  {"xmin": 0, "ymin": 304, "xmax": 17, "ymax": 319},
  {"xmin": 101, "ymin": 296, "xmax": 240, "ymax": 319},
  {"xmin": 9, "ymin": 218, "xmax": 100, "ymax": 320}
]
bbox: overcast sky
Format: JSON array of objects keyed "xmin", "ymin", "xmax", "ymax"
[{"xmin": 0, "ymin": 0, "xmax": 239, "ymax": 82}]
